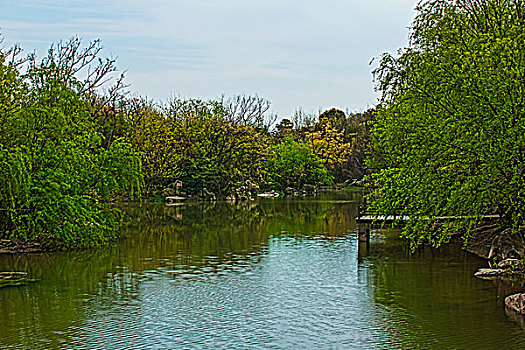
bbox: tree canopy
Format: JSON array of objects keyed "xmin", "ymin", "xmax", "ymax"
[
  {"xmin": 266, "ymin": 135, "xmax": 330, "ymax": 191},
  {"xmin": 0, "ymin": 36, "xmax": 374, "ymax": 248},
  {"xmin": 367, "ymin": 0, "xmax": 525, "ymax": 247},
  {"xmin": 0, "ymin": 38, "xmax": 142, "ymax": 247}
]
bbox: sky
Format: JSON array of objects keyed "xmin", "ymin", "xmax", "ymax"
[{"xmin": 1, "ymin": 0, "xmax": 417, "ymax": 118}]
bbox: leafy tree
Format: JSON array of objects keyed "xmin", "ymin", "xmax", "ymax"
[
  {"xmin": 266, "ymin": 135, "xmax": 331, "ymax": 190},
  {"xmin": 345, "ymin": 108, "xmax": 376, "ymax": 179},
  {"xmin": 124, "ymin": 97, "xmax": 269, "ymax": 197},
  {"xmin": 0, "ymin": 38, "xmax": 142, "ymax": 247},
  {"xmin": 275, "ymin": 118, "xmax": 294, "ymax": 138},
  {"xmin": 176, "ymin": 108, "xmax": 268, "ymax": 197},
  {"xmin": 306, "ymin": 109, "xmax": 353, "ymax": 181},
  {"xmin": 367, "ymin": 0, "xmax": 525, "ymax": 247},
  {"xmin": 123, "ymin": 97, "xmax": 181, "ymax": 190}
]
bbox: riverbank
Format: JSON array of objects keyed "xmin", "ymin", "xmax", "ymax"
[
  {"xmin": 451, "ymin": 224, "xmax": 525, "ymax": 267},
  {"xmin": 449, "ymin": 224, "xmax": 525, "ymax": 317},
  {"xmin": 0, "ymin": 239, "xmax": 50, "ymax": 254}
]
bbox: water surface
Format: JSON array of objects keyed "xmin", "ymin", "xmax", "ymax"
[{"xmin": 1, "ymin": 192, "xmax": 524, "ymax": 349}]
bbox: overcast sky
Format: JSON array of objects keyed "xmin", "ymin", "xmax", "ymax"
[{"xmin": 2, "ymin": 0, "xmax": 417, "ymax": 117}]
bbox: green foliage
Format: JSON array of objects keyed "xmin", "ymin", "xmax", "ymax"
[
  {"xmin": 0, "ymin": 38, "xmax": 142, "ymax": 247},
  {"xmin": 286, "ymin": 107, "xmax": 375, "ymax": 182},
  {"xmin": 124, "ymin": 97, "xmax": 268, "ymax": 197},
  {"xmin": 0, "ymin": 33, "xmax": 376, "ymax": 251},
  {"xmin": 175, "ymin": 105, "xmax": 268, "ymax": 197},
  {"xmin": 367, "ymin": 0, "xmax": 525, "ymax": 247},
  {"xmin": 344, "ymin": 108, "xmax": 376, "ymax": 179},
  {"xmin": 266, "ymin": 135, "xmax": 331, "ymax": 190}
]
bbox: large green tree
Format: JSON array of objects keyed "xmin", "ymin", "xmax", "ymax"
[
  {"xmin": 266, "ymin": 135, "xmax": 330, "ymax": 191},
  {"xmin": 124, "ymin": 97, "xmax": 269, "ymax": 198},
  {"xmin": 0, "ymin": 38, "xmax": 142, "ymax": 247},
  {"xmin": 367, "ymin": 0, "xmax": 525, "ymax": 247}
]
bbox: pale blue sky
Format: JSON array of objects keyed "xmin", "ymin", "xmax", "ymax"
[{"xmin": 2, "ymin": 0, "xmax": 417, "ymax": 117}]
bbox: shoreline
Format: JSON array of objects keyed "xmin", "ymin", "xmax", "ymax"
[{"xmin": 0, "ymin": 239, "xmax": 52, "ymax": 254}]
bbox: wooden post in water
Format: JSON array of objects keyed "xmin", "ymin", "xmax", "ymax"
[
  {"xmin": 357, "ymin": 223, "xmax": 370, "ymax": 262},
  {"xmin": 358, "ymin": 224, "xmax": 370, "ymax": 243},
  {"xmin": 357, "ymin": 239, "xmax": 370, "ymax": 262}
]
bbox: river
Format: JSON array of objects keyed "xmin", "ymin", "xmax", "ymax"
[{"xmin": 1, "ymin": 191, "xmax": 524, "ymax": 349}]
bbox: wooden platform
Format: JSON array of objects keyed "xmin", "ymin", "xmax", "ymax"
[
  {"xmin": 355, "ymin": 215, "xmax": 410, "ymax": 224},
  {"xmin": 356, "ymin": 214, "xmax": 500, "ymax": 224},
  {"xmin": 355, "ymin": 214, "xmax": 500, "ymax": 242}
]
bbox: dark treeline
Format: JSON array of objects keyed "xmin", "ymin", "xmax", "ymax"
[{"xmin": 0, "ymin": 37, "xmax": 374, "ymax": 247}]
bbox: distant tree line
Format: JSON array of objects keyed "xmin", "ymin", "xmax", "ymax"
[{"xmin": 0, "ymin": 37, "xmax": 374, "ymax": 247}]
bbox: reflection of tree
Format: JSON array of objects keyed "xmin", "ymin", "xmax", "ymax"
[
  {"xmin": 0, "ymin": 195, "xmax": 360, "ymax": 349},
  {"xmin": 119, "ymin": 197, "xmax": 359, "ymax": 271},
  {"xmin": 364, "ymin": 235, "xmax": 525, "ymax": 348},
  {"xmin": 0, "ymin": 248, "xmax": 141, "ymax": 348}
]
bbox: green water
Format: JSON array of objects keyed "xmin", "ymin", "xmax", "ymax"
[{"xmin": 1, "ymin": 192, "xmax": 525, "ymax": 349}]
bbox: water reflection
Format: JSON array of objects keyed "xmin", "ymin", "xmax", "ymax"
[
  {"xmin": 0, "ymin": 195, "xmax": 359, "ymax": 349},
  {"xmin": 1, "ymin": 192, "xmax": 525, "ymax": 349},
  {"xmin": 360, "ymin": 230, "xmax": 525, "ymax": 348},
  {"xmin": 68, "ymin": 236, "xmax": 386, "ymax": 350}
]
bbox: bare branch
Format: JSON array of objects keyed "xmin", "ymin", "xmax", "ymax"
[{"xmin": 223, "ymin": 94, "xmax": 271, "ymax": 127}]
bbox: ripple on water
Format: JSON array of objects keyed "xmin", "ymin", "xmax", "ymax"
[
  {"xmin": 4, "ymin": 197, "xmax": 525, "ymax": 350},
  {"xmin": 3, "ymin": 229, "xmax": 525, "ymax": 349},
  {"xmin": 65, "ymin": 236, "xmax": 394, "ymax": 349}
]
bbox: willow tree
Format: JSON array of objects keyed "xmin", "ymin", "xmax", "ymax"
[
  {"xmin": 367, "ymin": 0, "xmax": 525, "ymax": 247},
  {"xmin": 0, "ymin": 38, "xmax": 142, "ymax": 247}
]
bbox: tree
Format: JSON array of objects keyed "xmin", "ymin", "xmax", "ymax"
[
  {"xmin": 292, "ymin": 107, "xmax": 317, "ymax": 129},
  {"xmin": 123, "ymin": 97, "xmax": 182, "ymax": 190},
  {"xmin": 124, "ymin": 97, "xmax": 269, "ymax": 197},
  {"xmin": 345, "ymin": 108, "xmax": 376, "ymax": 179},
  {"xmin": 306, "ymin": 109, "xmax": 352, "ymax": 182},
  {"xmin": 275, "ymin": 118, "xmax": 294, "ymax": 140},
  {"xmin": 266, "ymin": 135, "xmax": 330, "ymax": 191},
  {"xmin": 0, "ymin": 38, "xmax": 142, "ymax": 247},
  {"xmin": 367, "ymin": 0, "xmax": 525, "ymax": 247},
  {"xmin": 176, "ymin": 109, "xmax": 268, "ymax": 198},
  {"xmin": 222, "ymin": 94, "xmax": 274, "ymax": 128}
]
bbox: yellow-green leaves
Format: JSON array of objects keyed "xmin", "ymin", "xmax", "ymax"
[
  {"xmin": 266, "ymin": 135, "xmax": 330, "ymax": 190},
  {"xmin": 368, "ymin": 0, "xmax": 525, "ymax": 247}
]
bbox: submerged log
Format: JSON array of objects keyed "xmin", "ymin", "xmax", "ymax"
[
  {"xmin": 0, "ymin": 271, "xmax": 28, "ymax": 280},
  {"xmin": 0, "ymin": 272, "xmax": 29, "ymax": 287}
]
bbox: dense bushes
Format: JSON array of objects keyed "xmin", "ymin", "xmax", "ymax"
[
  {"xmin": 265, "ymin": 136, "xmax": 329, "ymax": 191},
  {"xmin": 123, "ymin": 98, "xmax": 268, "ymax": 197},
  {"xmin": 105, "ymin": 97, "xmax": 373, "ymax": 198}
]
